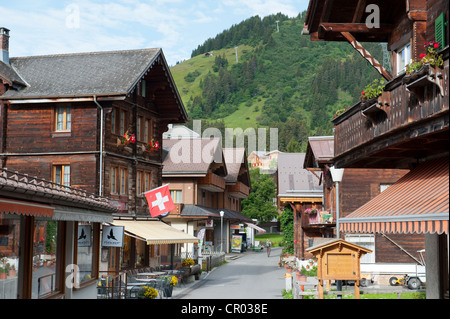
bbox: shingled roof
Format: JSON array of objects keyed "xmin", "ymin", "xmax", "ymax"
[
  {"xmin": 1, "ymin": 48, "xmax": 161, "ymax": 99},
  {"xmin": 162, "ymin": 138, "xmax": 226, "ymax": 176},
  {"xmin": 277, "ymin": 153, "xmax": 322, "ymax": 198}
]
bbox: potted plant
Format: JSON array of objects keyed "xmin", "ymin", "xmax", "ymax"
[
  {"xmin": 406, "ymin": 40, "xmax": 444, "ymax": 75},
  {"xmin": 139, "ymin": 286, "xmax": 158, "ymax": 299},
  {"xmin": 143, "ymin": 139, "xmax": 160, "ymax": 153},
  {"xmin": 360, "ymin": 78, "xmax": 385, "ymax": 103},
  {"xmin": 297, "ymin": 266, "xmax": 308, "ymax": 282},
  {"xmin": 0, "ymin": 258, "xmax": 8, "ymax": 280},
  {"xmin": 117, "ymin": 131, "xmax": 136, "ymax": 146},
  {"xmin": 182, "ymin": 258, "xmax": 195, "ymax": 268},
  {"xmin": 8, "ymin": 264, "xmax": 16, "ymax": 277}
]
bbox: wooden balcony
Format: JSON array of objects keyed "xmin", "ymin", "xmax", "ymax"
[
  {"xmin": 302, "ymin": 211, "xmax": 335, "ymax": 228},
  {"xmin": 168, "ymin": 203, "xmax": 184, "ymax": 217},
  {"xmin": 197, "ymin": 173, "xmax": 226, "ymax": 192},
  {"xmin": 332, "ymin": 54, "xmax": 449, "ymax": 169},
  {"xmin": 227, "ymin": 182, "xmax": 250, "ymax": 198}
]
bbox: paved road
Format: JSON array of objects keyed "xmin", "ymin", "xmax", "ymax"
[{"xmin": 176, "ymin": 247, "xmax": 286, "ymax": 299}]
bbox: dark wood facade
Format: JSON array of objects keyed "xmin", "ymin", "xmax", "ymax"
[
  {"xmin": 1, "ymin": 51, "xmax": 188, "ymax": 219},
  {"xmin": 304, "ymin": 0, "xmax": 448, "ymax": 298}
]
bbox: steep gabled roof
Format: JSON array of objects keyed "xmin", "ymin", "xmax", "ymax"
[
  {"xmin": 223, "ymin": 148, "xmax": 251, "ymax": 188},
  {"xmin": 2, "ymin": 48, "xmax": 161, "ymax": 99},
  {"xmin": 162, "ymin": 138, "xmax": 226, "ymax": 176},
  {"xmin": 304, "ymin": 136, "xmax": 334, "ymax": 169},
  {"xmin": 0, "ymin": 60, "xmax": 27, "ymax": 87},
  {"xmin": 277, "ymin": 153, "xmax": 322, "ymax": 197}
]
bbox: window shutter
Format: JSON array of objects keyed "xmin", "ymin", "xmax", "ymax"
[{"xmin": 435, "ymin": 12, "xmax": 446, "ymax": 49}]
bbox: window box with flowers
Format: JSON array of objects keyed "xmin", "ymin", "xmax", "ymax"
[
  {"xmin": 404, "ymin": 41, "xmax": 445, "ymax": 103},
  {"xmin": 117, "ymin": 131, "xmax": 136, "ymax": 146},
  {"xmin": 142, "ymin": 139, "xmax": 160, "ymax": 154},
  {"xmin": 304, "ymin": 208, "xmax": 320, "ymax": 224}
]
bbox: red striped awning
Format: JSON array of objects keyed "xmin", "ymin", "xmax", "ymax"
[
  {"xmin": 340, "ymin": 157, "xmax": 449, "ymax": 235},
  {"xmin": 0, "ymin": 197, "xmax": 54, "ymax": 217}
]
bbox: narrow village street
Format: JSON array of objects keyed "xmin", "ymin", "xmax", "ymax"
[{"xmin": 174, "ymin": 247, "xmax": 285, "ymax": 299}]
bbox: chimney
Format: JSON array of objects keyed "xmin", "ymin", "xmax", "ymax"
[{"xmin": 0, "ymin": 27, "xmax": 10, "ymax": 64}]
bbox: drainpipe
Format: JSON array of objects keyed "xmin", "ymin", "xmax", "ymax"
[{"xmin": 94, "ymin": 96, "xmax": 104, "ymax": 196}]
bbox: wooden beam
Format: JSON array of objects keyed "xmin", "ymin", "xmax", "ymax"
[
  {"xmin": 352, "ymin": 0, "xmax": 366, "ymax": 23},
  {"xmin": 320, "ymin": 23, "xmax": 393, "ymax": 34},
  {"xmin": 340, "ymin": 31, "xmax": 393, "ymax": 81}
]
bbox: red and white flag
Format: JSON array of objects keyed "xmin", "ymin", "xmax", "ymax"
[{"xmin": 144, "ymin": 184, "xmax": 175, "ymax": 218}]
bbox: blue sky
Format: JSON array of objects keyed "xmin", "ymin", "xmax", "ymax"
[{"xmin": 1, "ymin": 0, "xmax": 309, "ymax": 66}]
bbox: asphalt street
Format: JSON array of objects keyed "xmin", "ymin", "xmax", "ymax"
[{"xmin": 175, "ymin": 247, "xmax": 286, "ymax": 299}]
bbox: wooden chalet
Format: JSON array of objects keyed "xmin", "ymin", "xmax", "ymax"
[
  {"xmin": 162, "ymin": 136, "xmax": 252, "ymax": 254},
  {"xmin": 0, "ymin": 27, "xmax": 203, "ymax": 281},
  {"xmin": 0, "ymin": 167, "xmax": 117, "ymax": 299},
  {"xmin": 277, "ymin": 152, "xmax": 325, "ymax": 259},
  {"xmin": 304, "ymin": 136, "xmax": 425, "ymax": 283},
  {"xmin": 304, "ymin": 0, "xmax": 448, "ymax": 298}
]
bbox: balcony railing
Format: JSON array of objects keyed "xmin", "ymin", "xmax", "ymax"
[
  {"xmin": 198, "ymin": 173, "xmax": 226, "ymax": 192},
  {"xmin": 227, "ymin": 182, "xmax": 250, "ymax": 198},
  {"xmin": 333, "ymin": 55, "xmax": 449, "ymax": 167},
  {"xmin": 302, "ymin": 211, "xmax": 335, "ymax": 228}
]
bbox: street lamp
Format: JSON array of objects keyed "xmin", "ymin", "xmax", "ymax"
[
  {"xmin": 329, "ymin": 166, "xmax": 344, "ymax": 239},
  {"xmin": 220, "ymin": 210, "xmax": 225, "ymax": 253},
  {"xmin": 329, "ymin": 166, "xmax": 344, "ymax": 298}
]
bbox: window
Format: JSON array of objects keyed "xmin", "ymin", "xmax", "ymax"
[
  {"xmin": 55, "ymin": 106, "xmax": 71, "ymax": 131},
  {"xmin": 144, "ymin": 119, "xmax": 149, "ymax": 143},
  {"xmin": 120, "ymin": 168, "xmax": 127, "ymax": 195},
  {"xmin": 380, "ymin": 184, "xmax": 392, "ymax": 192},
  {"xmin": 170, "ymin": 190, "xmax": 182, "ymax": 204},
  {"xmin": 32, "ymin": 219, "xmax": 61, "ymax": 298},
  {"xmin": 120, "ymin": 110, "xmax": 126, "ymax": 136},
  {"xmin": 397, "ymin": 43, "xmax": 411, "ymax": 74},
  {"xmin": 0, "ymin": 213, "xmax": 21, "ymax": 299},
  {"xmin": 53, "ymin": 165, "xmax": 70, "ymax": 186},
  {"xmin": 345, "ymin": 234, "xmax": 375, "ymax": 263},
  {"xmin": 137, "ymin": 116, "xmax": 142, "ymax": 141},
  {"xmin": 111, "ymin": 108, "xmax": 128, "ymax": 136},
  {"xmin": 137, "ymin": 170, "xmax": 151, "ymax": 196},
  {"xmin": 111, "ymin": 166, "xmax": 128, "ymax": 195},
  {"xmin": 141, "ymin": 80, "xmax": 146, "ymax": 98}
]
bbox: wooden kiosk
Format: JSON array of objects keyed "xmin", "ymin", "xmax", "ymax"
[{"xmin": 306, "ymin": 239, "xmax": 372, "ymax": 299}]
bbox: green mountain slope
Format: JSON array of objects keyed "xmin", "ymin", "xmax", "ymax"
[{"xmin": 170, "ymin": 12, "xmax": 384, "ymax": 152}]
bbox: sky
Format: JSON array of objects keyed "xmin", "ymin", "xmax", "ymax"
[{"xmin": 0, "ymin": 0, "xmax": 309, "ymax": 66}]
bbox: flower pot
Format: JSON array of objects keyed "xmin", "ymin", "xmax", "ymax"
[
  {"xmin": 297, "ymin": 274, "xmax": 307, "ymax": 282},
  {"xmin": 286, "ymin": 268, "xmax": 292, "ymax": 273},
  {"xmin": 8, "ymin": 269, "xmax": 16, "ymax": 277},
  {"xmin": 0, "ymin": 272, "xmax": 7, "ymax": 280}
]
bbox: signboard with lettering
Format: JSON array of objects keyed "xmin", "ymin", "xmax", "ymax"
[
  {"xmin": 101, "ymin": 225, "xmax": 124, "ymax": 247},
  {"xmin": 77, "ymin": 225, "xmax": 91, "ymax": 247}
]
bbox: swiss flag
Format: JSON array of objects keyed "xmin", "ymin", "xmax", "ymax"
[{"xmin": 144, "ymin": 184, "xmax": 175, "ymax": 218}]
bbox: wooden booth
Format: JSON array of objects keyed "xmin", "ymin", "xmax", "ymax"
[{"xmin": 306, "ymin": 239, "xmax": 371, "ymax": 299}]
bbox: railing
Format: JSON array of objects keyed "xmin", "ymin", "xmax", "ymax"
[
  {"xmin": 303, "ymin": 211, "xmax": 335, "ymax": 228},
  {"xmin": 97, "ymin": 271, "xmax": 127, "ymax": 299},
  {"xmin": 198, "ymin": 172, "xmax": 226, "ymax": 191},
  {"xmin": 227, "ymin": 182, "xmax": 250, "ymax": 198},
  {"xmin": 333, "ymin": 55, "xmax": 449, "ymax": 159}
]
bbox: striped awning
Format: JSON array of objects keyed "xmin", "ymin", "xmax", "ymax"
[
  {"xmin": 111, "ymin": 220, "xmax": 199, "ymax": 245},
  {"xmin": 245, "ymin": 222, "xmax": 266, "ymax": 233},
  {"xmin": 340, "ymin": 157, "xmax": 449, "ymax": 235},
  {"xmin": 0, "ymin": 197, "xmax": 54, "ymax": 217}
]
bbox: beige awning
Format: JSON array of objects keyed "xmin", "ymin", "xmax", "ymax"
[{"xmin": 111, "ymin": 220, "xmax": 199, "ymax": 245}]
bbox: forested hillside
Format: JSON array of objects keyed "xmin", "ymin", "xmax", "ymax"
[{"xmin": 170, "ymin": 12, "xmax": 385, "ymax": 152}]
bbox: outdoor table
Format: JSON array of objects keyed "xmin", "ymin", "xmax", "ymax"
[{"xmin": 136, "ymin": 272, "xmax": 167, "ymax": 279}]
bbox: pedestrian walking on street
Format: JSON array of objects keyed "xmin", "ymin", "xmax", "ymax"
[{"xmin": 266, "ymin": 239, "xmax": 272, "ymax": 257}]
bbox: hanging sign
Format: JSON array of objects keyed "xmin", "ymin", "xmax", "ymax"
[
  {"xmin": 102, "ymin": 225, "xmax": 124, "ymax": 247},
  {"xmin": 77, "ymin": 225, "xmax": 91, "ymax": 247}
]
